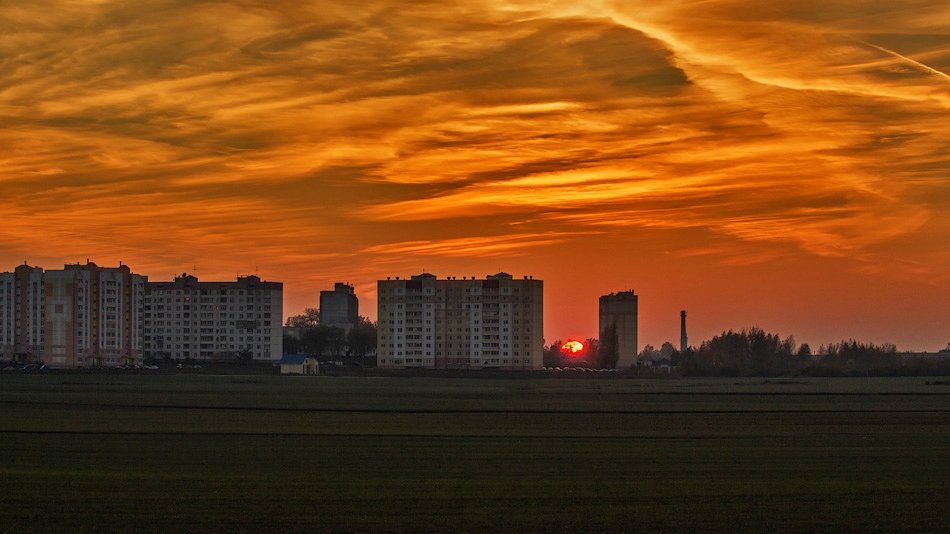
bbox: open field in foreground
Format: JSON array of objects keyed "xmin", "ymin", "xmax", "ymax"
[{"xmin": 1, "ymin": 375, "xmax": 948, "ymax": 532}]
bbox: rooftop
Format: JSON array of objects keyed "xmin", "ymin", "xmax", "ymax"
[{"xmin": 280, "ymin": 354, "xmax": 309, "ymax": 365}]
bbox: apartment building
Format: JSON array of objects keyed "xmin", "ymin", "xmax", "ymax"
[
  {"xmin": 599, "ymin": 290, "xmax": 638, "ymax": 369},
  {"xmin": 0, "ymin": 261, "xmax": 147, "ymax": 368},
  {"xmin": 0, "ymin": 264, "xmax": 45, "ymax": 361},
  {"xmin": 377, "ymin": 272, "xmax": 543, "ymax": 370},
  {"xmin": 320, "ymin": 282, "xmax": 358, "ymax": 331},
  {"xmin": 144, "ymin": 274, "xmax": 282, "ymax": 361}
]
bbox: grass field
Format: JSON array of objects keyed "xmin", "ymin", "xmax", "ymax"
[{"xmin": 1, "ymin": 374, "xmax": 948, "ymax": 532}]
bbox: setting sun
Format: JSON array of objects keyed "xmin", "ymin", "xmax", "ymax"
[{"xmin": 561, "ymin": 340, "xmax": 587, "ymax": 355}]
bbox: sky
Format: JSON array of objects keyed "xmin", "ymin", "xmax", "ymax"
[{"xmin": 2, "ymin": 1, "xmax": 949, "ymax": 351}]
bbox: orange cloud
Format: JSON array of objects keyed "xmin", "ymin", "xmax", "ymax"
[{"xmin": 1, "ymin": 0, "xmax": 948, "ymax": 350}]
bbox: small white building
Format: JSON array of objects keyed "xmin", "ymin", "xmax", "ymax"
[{"xmin": 280, "ymin": 354, "xmax": 318, "ymax": 375}]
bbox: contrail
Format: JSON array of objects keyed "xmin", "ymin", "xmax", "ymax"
[{"xmin": 861, "ymin": 41, "xmax": 950, "ymax": 82}]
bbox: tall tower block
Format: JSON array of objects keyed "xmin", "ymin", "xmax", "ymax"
[
  {"xmin": 599, "ymin": 291, "xmax": 638, "ymax": 369},
  {"xmin": 320, "ymin": 282, "xmax": 359, "ymax": 332},
  {"xmin": 680, "ymin": 310, "xmax": 688, "ymax": 352}
]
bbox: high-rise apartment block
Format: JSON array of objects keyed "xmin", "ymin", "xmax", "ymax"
[
  {"xmin": 144, "ymin": 274, "xmax": 282, "ymax": 361},
  {"xmin": 0, "ymin": 261, "xmax": 147, "ymax": 367},
  {"xmin": 1, "ymin": 265, "xmax": 46, "ymax": 361},
  {"xmin": 599, "ymin": 290, "xmax": 638, "ymax": 369},
  {"xmin": 320, "ymin": 282, "xmax": 358, "ymax": 331},
  {"xmin": 377, "ymin": 273, "xmax": 543, "ymax": 369}
]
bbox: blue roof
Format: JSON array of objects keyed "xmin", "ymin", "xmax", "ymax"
[{"xmin": 280, "ymin": 354, "xmax": 308, "ymax": 364}]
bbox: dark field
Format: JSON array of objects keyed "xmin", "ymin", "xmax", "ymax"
[{"xmin": 1, "ymin": 375, "xmax": 948, "ymax": 532}]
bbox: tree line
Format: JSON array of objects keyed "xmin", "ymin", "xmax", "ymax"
[
  {"xmin": 543, "ymin": 325, "xmax": 949, "ymax": 376},
  {"xmin": 283, "ymin": 308, "xmax": 377, "ymax": 365},
  {"xmin": 660, "ymin": 327, "xmax": 949, "ymax": 377}
]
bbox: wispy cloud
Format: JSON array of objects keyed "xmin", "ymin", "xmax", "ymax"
[
  {"xmin": 1, "ymin": 0, "xmax": 948, "ymax": 348},
  {"xmin": 362, "ymin": 231, "xmax": 597, "ymax": 257}
]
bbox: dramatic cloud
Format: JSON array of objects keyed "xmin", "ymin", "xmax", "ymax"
[{"xmin": 1, "ymin": 1, "xmax": 948, "ymax": 349}]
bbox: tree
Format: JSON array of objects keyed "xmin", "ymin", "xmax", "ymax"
[
  {"xmin": 325, "ymin": 326, "xmax": 347, "ymax": 357},
  {"xmin": 819, "ymin": 339, "xmax": 898, "ymax": 376},
  {"xmin": 585, "ymin": 337, "xmax": 601, "ymax": 358},
  {"xmin": 347, "ymin": 317, "xmax": 377, "ymax": 363},
  {"xmin": 300, "ymin": 327, "xmax": 329, "ymax": 357},
  {"xmin": 283, "ymin": 334, "xmax": 301, "ymax": 355},
  {"xmin": 639, "ymin": 344, "xmax": 657, "ymax": 360},
  {"xmin": 285, "ymin": 308, "xmax": 320, "ymax": 328},
  {"xmin": 543, "ymin": 340, "xmax": 564, "ymax": 367},
  {"xmin": 796, "ymin": 343, "xmax": 812, "ymax": 362},
  {"xmin": 659, "ymin": 342, "xmax": 678, "ymax": 359},
  {"xmin": 673, "ymin": 327, "xmax": 922, "ymax": 376}
]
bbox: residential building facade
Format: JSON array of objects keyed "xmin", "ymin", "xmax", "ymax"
[
  {"xmin": 599, "ymin": 290, "xmax": 638, "ymax": 369},
  {"xmin": 0, "ymin": 261, "xmax": 147, "ymax": 368},
  {"xmin": 0, "ymin": 264, "xmax": 45, "ymax": 361},
  {"xmin": 144, "ymin": 274, "xmax": 282, "ymax": 361},
  {"xmin": 377, "ymin": 273, "xmax": 543, "ymax": 369}
]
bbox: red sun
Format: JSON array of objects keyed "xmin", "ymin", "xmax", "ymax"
[{"xmin": 561, "ymin": 340, "xmax": 586, "ymax": 355}]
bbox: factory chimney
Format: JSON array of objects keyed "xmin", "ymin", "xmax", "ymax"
[{"xmin": 680, "ymin": 310, "xmax": 688, "ymax": 352}]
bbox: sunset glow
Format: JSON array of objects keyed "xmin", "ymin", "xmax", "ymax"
[
  {"xmin": 2, "ymin": 1, "xmax": 948, "ymax": 350},
  {"xmin": 562, "ymin": 340, "xmax": 587, "ymax": 355}
]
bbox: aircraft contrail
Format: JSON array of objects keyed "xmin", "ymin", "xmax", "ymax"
[{"xmin": 861, "ymin": 41, "xmax": 950, "ymax": 82}]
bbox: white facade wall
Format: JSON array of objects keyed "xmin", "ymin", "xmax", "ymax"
[
  {"xmin": 26, "ymin": 268, "xmax": 44, "ymax": 349},
  {"xmin": 144, "ymin": 275, "xmax": 282, "ymax": 361}
]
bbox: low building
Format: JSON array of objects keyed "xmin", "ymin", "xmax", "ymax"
[{"xmin": 280, "ymin": 353, "xmax": 319, "ymax": 375}]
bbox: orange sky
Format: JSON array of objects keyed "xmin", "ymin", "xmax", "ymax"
[{"xmin": 2, "ymin": 1, "xmax": 949, "ymax": 350}]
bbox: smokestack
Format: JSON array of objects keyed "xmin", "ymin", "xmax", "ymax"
[{"xmin": 680, "ymin": 310, "xmax": 688, "ymax": 352}]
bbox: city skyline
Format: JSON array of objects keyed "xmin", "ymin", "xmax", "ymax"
[{"xmin": 2, "ymin": 1, "xmax": 948, "ymax": 351}]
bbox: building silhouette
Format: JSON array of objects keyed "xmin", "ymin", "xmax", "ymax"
[
  {"xmin": 599, "ymin": 290, "xmax": 638, "ymax": 368},
  {"xmin": 680, "ymin": 310, "xmax": 688, "ymax": 352},
  {"xmin": 144, "ymin": 274, "xmax": 282, "ymax": 361},
  {"xmin": 320, "ymin": 282, "xmax": 358, "ymax": 331},
  {"xmin": 1, "ymin": 261, "xmax": 147, "ymax": 367},
  {"xmin": 377, "ymin": 272, "xmax": 543, "ymax": 369}
]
